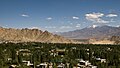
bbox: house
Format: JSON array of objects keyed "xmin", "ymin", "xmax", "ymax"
[
  {"xmin": 36, "ymin": 62, "xmax": 48, "ymax": 68},
  {"xmin": 18, "ymin": 49, "xmax": 31, "ymax": 56},
  {"xmin": 9, "ymin": 65, "xmax": 17, "ymax": 68},
  {"xmin": 50, "ymin": 48, "xmax": 66, "ymax": 57},
  {"xmin": 71, "ymin": 47, "xmax": 77, "ymax": 49},
  {"xmin": 56, "ymin": 48, "xmax": 66, "ymax": 56},
  {"xmin": 48, "ymin": 63, "xmax": 53, "ymax": 68},
  {"xmin": 77, "ymin": 59, "xmax": 91, "ymax": 68},
  {"xmin": 7, "ymin": 58, "xmax": 12, "ymax": 61},
  {"xmin": 78, "ymin": 59, "xmax": 91, "ymax": 66},
  {"xmin": 66, "ymin": 63, "xmax": 70, "ymax": 68},
  {"xmin": 76, "ymin": 59, "xmax": 97, "ymax": 68},
  {"xmin": 57, "ymin": 63, "xmax": 65, "ymax": 68},
  {"xmin": 89, "ymin": 65, "xmax": 97, "ymax": 68},
  {"xmin": 96, "ymin": 58, "xmax": 106, "ymax": 63},
  {"xmin": 22, "ymin": 60, "xmax": 33, "ymax": 66}
]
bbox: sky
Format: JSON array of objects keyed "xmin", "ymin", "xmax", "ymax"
[{"xmin": 0, "ymin": 0, "xmax": 120, "ymax": 32}]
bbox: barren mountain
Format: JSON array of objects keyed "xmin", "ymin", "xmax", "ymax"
[
  {"xmin": 59, "ymin": 25, "xmax": 120, "ymax": 40},
  {"xmin": 0, "ymin": 27, "xmax": 73, "ymax": 43}
]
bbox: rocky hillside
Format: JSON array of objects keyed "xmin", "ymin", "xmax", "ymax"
[
  {"xmin": 0, "ymin": 27, "xmax": 73, "ymax": 43},
  {"xmin": 110, "ymin": 36, "xmax": 120, "ymax": 44}
]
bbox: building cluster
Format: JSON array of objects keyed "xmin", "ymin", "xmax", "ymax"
[{"xmin": 8, "ymin": 47, "xmax": 108, "ymax": 68}]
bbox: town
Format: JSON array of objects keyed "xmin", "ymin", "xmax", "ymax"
[{"xmin": 0, "ymin": 42, "xmax": 120, "ymax": 68}]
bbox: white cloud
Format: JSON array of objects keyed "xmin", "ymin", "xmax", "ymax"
[
  {"xmin": 76, "ymin": 24, "xmax": 81, "ymax": 28},
  {"xmin": 47, "ymin": 17, "xmax": 52, "ymax": 20},
  {"xmin": 106, "ymin": 14, "xmax": 118, "ymax": 17},
  {"xmin": 60, "ymin": 26, "xmax": 72, "ymax": 29},
  {"xmin": 21, "ymin": 14, "xmax": 29, "ymax": 17},
  {"xmin": 96, "ymin": 18, "xmax": 109, "ymax": 23},
  {"xmin": 72, "ymin": 16, "xmax": 79, "ymax": 19},
  {"xmin": 45, "ymin": 26, "xmax": 56, "ymax": 29},
  {"xmin": 85, "ymin": 12, "xmax": 109, "ymax": 23},
  {"xmin": 85, "ymin": 12, "xmax": 104, "ymax": 19}
]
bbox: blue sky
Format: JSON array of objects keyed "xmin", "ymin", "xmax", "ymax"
[{"xmin": 0, "ymin": 0, "xmax": 120, "ymax": 32}]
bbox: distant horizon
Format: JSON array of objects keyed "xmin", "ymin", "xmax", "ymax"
[
  {"xmin": 0, "ymin": 24, "xmax": 119, "ymax": 33},
  {"xmin": 0, "ymin": 0, "xmax": 120, "ymax": 32}
]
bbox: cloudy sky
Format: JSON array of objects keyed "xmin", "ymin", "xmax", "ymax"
[{"xmin": 0, "ymin": 0, "xmax": 120, "ymax": 32}]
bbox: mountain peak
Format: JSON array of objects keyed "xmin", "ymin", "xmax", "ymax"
[
  {"xmin": 89, "ymin": 25, "xmax": 98, "ymax": 28},
  {"xmin": 89, "ymin": 25, "xmax": 112, "ymax": 28}
]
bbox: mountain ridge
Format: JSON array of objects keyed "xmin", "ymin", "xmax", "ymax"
[
  {"xmin": 0, "ymin": 27, "xmax": 73, "ymax": 43},
  {"xmin": 58, "ymin": 25, "xmax": 120, "ymax": 39}
]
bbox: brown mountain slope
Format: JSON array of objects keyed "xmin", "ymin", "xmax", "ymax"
[{"xmin": 0, "ymin": 27, "xmax": 73, "ymax": 43}]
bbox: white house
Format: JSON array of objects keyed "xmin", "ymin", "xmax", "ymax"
[
  {"xmin": 96, "ymin": 58, "xmax": 106, "ymax": 63},
  {"xmin": 37, "ymin": 62, "xmax": 48, "ymax": 68}
]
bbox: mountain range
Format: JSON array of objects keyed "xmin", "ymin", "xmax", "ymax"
[
  {"xmin": 58, "ymin": 25, "xmax": 120, "ymax": 40},
  {"xmin": 0, "ymin": 27, "xmax": 73, "ymax": 43},
  {"xmin": 0, "ymin": 25, "xmax": 119, "ymax": 44}
]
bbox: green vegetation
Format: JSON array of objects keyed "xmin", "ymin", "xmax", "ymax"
[{"xmin": 0, "ymin": 42, "xmax": 120, "ymax": 68}]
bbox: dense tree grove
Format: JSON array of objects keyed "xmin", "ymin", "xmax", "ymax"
[{"xmin": 0, "ymin": 42, "xmax": 120, "ymax": 68}]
